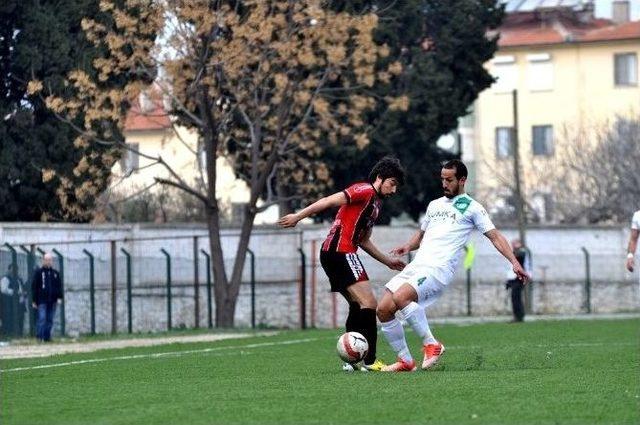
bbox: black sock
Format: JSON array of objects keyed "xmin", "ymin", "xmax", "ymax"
[
  {"xmin": 345, "ymin": 302, "xmax": 360, "ymax": 333},
  {"xmin": 359, "ymin": 308, "xmax": 377, "ymax": 365}
]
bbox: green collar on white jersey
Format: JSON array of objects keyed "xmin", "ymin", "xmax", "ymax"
[{"xmin": 451, "ymin": 193, "xmax": 471, "ymax": 214}]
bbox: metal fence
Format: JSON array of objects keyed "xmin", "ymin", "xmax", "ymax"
[
  {"xmin": 303, "ymin": 238, "xmax": 640, "ymax": 327},
  {"xmin": 1, "ymin": 228, "xmax": 638, "ymax": 340},
  {"xmin": 0, "ymin": 233, "xmax": 303, "ymax": 340}
]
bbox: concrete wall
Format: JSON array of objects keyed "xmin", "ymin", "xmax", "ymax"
[{"xmin": 1, "ymin": 222, "xmax": 638, "ymax": 335}]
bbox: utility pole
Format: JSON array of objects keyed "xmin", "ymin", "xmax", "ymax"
[
  {"xmin": 512, "ymin": 89, "xmax": 533, "ymax": 314},
  {"xmin": 512, "ymin": 89, "xmax": 527, "ymax": 246}
]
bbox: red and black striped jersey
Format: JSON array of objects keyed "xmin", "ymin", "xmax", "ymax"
[{"xmin": 321, "ymin": 182, "xmax": 381, "ymax": 253}]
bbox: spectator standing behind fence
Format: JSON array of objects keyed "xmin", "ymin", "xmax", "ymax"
[
  {"xmin": 31, "ymin": 253, "xmax": 62, "ymax": 342},
  {"xmin": 1, "ymin": 264, "xmax": 27, "ymax": 337},
  {"xmin": 625, "ymin": 210, "xmax": 639, "ymax": 277},
  {"xmin": 505, "ymin": 239, "xmax": 531, "ymax": 323}
]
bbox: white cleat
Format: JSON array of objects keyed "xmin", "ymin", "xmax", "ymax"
[{"xmin": 342, "ymin": 362, "xmax": 358, "ymax": 372}]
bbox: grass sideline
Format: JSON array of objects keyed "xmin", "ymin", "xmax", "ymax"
[
  {"xmin": 1, "ymin": 326, "xmax": 274, "ymax": 346},
  {"xmin": 1, "ymin": 318, "xmax": 638, "ymax": 425}
]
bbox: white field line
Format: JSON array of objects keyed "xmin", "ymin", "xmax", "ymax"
[
  {"xmin": 0, "ymin": 337, "xmax": 320, "ymax": 374},
  {"xmin": 444, "ymin": 341, "xmax": 638, "ymax": 350},
  {"xmin": 532, "ymin": 341, "xmax": 637, "ymax": 348},
  {"xmin": 0, "ymin": 332, "xmax": 279, "ymax": 359},
  {"xmin": 1, "ymin": 338, "xmax": 636, "ymax": 374}
]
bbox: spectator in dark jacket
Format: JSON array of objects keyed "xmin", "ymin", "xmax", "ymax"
[
  {"xmin": 505, "ymin": 239, "xmax": 531, "ymax": 323},
  {"xmin": 31, "ymin": 253, "xmax": 62, "ymax": 342}
]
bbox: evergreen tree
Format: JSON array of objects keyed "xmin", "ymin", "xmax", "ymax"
[
  {"xmin": 319, "ymin": 0, "xmax": 504, "ymax": 222},
  {"xmin": 0, "ymin": 0, "xmax": 130, "ymax": 221}
]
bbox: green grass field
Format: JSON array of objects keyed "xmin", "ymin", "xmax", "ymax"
[{"xmin": 1, "ymin": 318, "xmax": 638, "ymax": 425}]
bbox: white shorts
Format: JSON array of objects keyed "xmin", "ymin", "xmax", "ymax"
[{"xmin": 385, "ymin": 264, "xmax": 447, "ymax": 307}]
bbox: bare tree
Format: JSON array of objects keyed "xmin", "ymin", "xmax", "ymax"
[
  {"xmin": 478, "ymin": 115, "xmax": 640, "ymax": 225},
  {"xmin": 30, "ymin": 0, "xmax": 402, "ymax": 326},
  {"xmin": 546, "ymin": 116, "xmax": 640, "ymax": 224}
]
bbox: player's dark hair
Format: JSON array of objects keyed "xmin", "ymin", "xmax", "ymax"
[
  {"xmin": 443, "ymin": 159, "xmax": 468, "ymax": 180},
  {"xmin": 368, "ymin": 156, "xmax": 405, "ymax": 185}
]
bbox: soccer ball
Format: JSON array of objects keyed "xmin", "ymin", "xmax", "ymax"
[{"xmin": 336, "ymin": 331, "xmax": 369, "ymax": 363}]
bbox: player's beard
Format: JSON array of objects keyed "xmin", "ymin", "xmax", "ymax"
[{"xmin": 443, "ymin": 183, "xmax": 459, "ymax": 199}]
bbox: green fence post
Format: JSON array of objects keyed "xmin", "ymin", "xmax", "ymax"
[
  {"xmin": 200, "ymin": 250, "xmax": 213, "ymax": 329},
  {"xmin": 524, "ymin": 247, "xmax": 533, "ymax": 314},
  {"xmin": 193, "ymin": 237, "xmax": 200, "ymax": 329},
  {"xmin": 247, "ymin": 248, "xmax": 256, "ymax": 329},
  {"xmin": 83, "ymin": 249, "xmax": 96, "ymax": 335},
  {"xmin": 34, "ymin": 248, "xmax": 47, "ymax": 335},
  {"xmin": 51, "ymin": 248, "xmax": 65, "ymax": 336},
  {"xmin": 121, "ymin": 248, "xmax": 133, "ymax": 334},
  {"xmin": 298, "ymin": 248, "xmax": 306, "ymax": 330},
  {"xmin": 581, "ymin": 247, "xmax": 591, "ymax": 314},
  {"xmin": 466, "ymin": 268, "xmax": 472, "ymax": 316},
  {"xmin": 463, "ymin": 244, "xmax": 475, "ymax": 316},
  {"xmin": 110, "ymin": 241, "xmax": 117, "ymax": 335},
  {"xmin": 30, "ymin": 245, "xmax": 38, "ymax": 336},
  {"xmin": 160, "ymin": 248, "xmax": 172, "ymax": 330},
  {"xmin": 19, "ymin": 245, "xmax": 36, "ymax": 336},
  {"xmin": 3, "ymin": 243, "xmax": 19, "ymax": 337}
]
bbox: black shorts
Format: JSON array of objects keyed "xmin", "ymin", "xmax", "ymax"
[{"xmin": 320, "ymin": 250, "xmax": 369, "ymax": 292}]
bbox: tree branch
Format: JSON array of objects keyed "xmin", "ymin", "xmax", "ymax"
[
  {"xmin": 154, "ymin": 177, "xmax": 210, "ymax": 207},
  {"xmin": 106, "ymin": 181, "xmax": 160, "ymax": 204}
]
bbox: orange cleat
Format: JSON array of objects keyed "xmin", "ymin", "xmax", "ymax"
[
  {"xmin": 422, "ymin": 342, "xmax": 445, "ymax": 370},
  {"xmin": 381, "ymin": 357, "xmax": 417, "ymax": 372}
]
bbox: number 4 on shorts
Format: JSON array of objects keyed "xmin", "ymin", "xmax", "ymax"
[{"xmin": 417, "ymin": 276, "xmax": 426, "ymax": 286}]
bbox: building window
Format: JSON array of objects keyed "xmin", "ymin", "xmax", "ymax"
[
  {"xmin": 491, "ymin": 55, "xmax": 517, "ymax": 93},
  {"xmin": 120, "ymin": 143, "xmax": 139, "ymax": 175},
  {"xmin": 527, "ymin": 53, "xmax": 553, "ymax": 92},
  {"xmin": 495, "ymin": 127, "xmax": 513, "ymax": 159},
  {"xmin": 532, "ymin": 125, "xmax": 554, "ymax": 156},
  {"xmin": 614, "ymin": 53, "xmax": 637, "ymax": 86}
]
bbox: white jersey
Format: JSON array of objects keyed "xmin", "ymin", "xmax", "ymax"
[
  {"xmin": 413, "ymin": 194, "xmax": 495, "ymax": 284},
  {"xmin": 632, "ymin": 210, "xmax": 640, "ymax": 230}
]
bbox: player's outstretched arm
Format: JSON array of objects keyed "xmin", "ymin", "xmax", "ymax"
[
  {"xmin": 626, "ymin": 229, "xmax": 639, "ymax": 272},
  {"xmin": 390, "ymin": 230, "xmax": 425, "ymax": 257},
  {"xmin": 360, "ymin": 236, "xmax": 406, "ymax": 271},
  {"xmin": 484, "ymin": 229, "xmax": 530, "ymax": 284},
  {"xmin": 277, "ymin": 192, "xmax": 348, "ymax": 228}
]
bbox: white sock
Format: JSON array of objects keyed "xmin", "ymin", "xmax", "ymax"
[
  {"xmin": 401, "ymin": 302, "xmax": 437, "ymax": 345},
  {"xmin": 381, "ymin": 318, "xmax": 412, "ymax": 362}
]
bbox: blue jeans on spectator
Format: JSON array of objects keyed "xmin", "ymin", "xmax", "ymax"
[{"xmin": 36, "ymin": 303, "xmax": 56, "ymax": 341}]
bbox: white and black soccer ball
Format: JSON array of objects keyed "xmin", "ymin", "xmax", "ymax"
[{"xmin": 336, "ymin": 331, "xmax": 369, "ymax": 363}]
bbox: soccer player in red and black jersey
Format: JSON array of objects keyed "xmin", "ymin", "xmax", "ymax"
[{"xmin": 278, "ymin": 157, "xmax": 406, "ymax": 371}]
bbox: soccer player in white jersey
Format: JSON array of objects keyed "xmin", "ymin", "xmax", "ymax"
[
  {"xmin": 377, "ymin": 159, "xmax": 530, "ymax": 372},
  {"xmin": 625, "ymin": 210, "xmax": 639, "ymax": 273}
]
